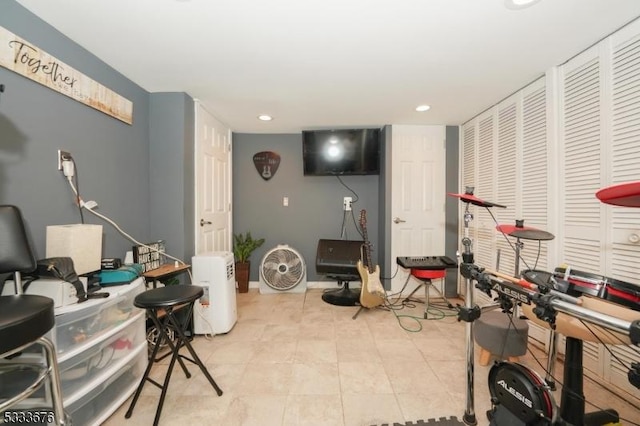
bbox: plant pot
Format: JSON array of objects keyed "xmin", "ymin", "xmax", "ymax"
[{"xmin": 235, "ymin": 261, "xmax": 250, "ymax": 293}]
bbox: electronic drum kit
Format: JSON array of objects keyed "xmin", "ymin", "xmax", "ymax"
[{"xmin": 449, "ymin": 185, "xmax": 640, "ymax": 426}]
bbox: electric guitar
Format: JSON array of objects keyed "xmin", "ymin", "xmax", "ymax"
[{"xmin": 356, "ymin": 209, "xmax": 385, "ymax": 308}]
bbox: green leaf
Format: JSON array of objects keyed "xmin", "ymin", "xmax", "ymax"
[{"xmin": 232, "ymin": 232, "xmax": 265, "ymax": 262}]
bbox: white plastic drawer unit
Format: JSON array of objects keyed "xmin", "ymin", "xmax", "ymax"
[
  {"xmin": 13, "ymin": 312, "xmax": 145, "ymax": 400},
  {"xmin": 50, "ymin": 277, "xmax": 145, "ymax": 354},
  {"xmin": 66, "ymin": 343, "xmax": 147, "ymax": 426},
  {"xmin": 58, "ymin": 312, "xmax": 145, "ymax": 398}
]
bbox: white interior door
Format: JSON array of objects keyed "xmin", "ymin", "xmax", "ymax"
[
  {"xmin": 390, "ymin": 125, "xmax": 446, "ymax": 293},
  {"xmin": 195, "ymin": 102, "xmax": 232, "ymax": 254}
]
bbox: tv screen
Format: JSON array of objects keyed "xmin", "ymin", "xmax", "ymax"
[{"xmin": 302, "ymin": 128, "xmax": 380, "ymax": 176}]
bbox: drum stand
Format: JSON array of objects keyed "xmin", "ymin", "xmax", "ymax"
[
  {"xmin": 512, "ymin": 236, "xmax": 558, "ymax": 390},
  {"xmin": 559, "ymin": 337, "xmax": 618, "ymax": 425},
  {"xmin": 458, "ymin": 203, "xmax": 480, "ymax": 426}
]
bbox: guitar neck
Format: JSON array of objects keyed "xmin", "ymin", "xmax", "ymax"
[
  {"xmin": 359, "ymin": 209, "xmax": 375, "ymax": 274},
  {"xmin": 362, "ymin": 231, "xmax": 374, "ymax": 273}
]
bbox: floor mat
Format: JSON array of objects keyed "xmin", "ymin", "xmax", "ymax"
[{"xmin": 373, "ymin": 416, "xmax": 467, "ymax": 426}]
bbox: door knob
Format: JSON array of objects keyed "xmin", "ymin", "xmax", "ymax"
[
  {"xmin": 393, "ymin": 217, "xmax": 406, "ymax": 224},
  {"xmin": 200, "ymin": 219, "xmax": 212, "ymax": 227}
]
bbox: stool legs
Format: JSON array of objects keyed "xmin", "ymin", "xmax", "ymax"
[
  {"xmin": 126, "ymin": 303, "xmax": 222, "ymax": 426},
  {"xmin": 403, "ymin": 278, "xmax": 451, "ymax": 319},
  {"xmin": 479, "ymin": 348, "xmax": 492, "ymax": 366},
  {"xmin": 166, "ymin": 312, "xmax": 223, "ymax": 395},
  {"xmin": 40, "ymin": 337, "xmax": 67, "ymax": 426}
]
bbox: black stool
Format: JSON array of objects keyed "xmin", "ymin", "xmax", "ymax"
[{"xmin": 125, "ymin": 285, "xmax": 222, "ymax": 425}]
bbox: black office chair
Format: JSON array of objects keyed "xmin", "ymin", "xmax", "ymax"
[{"xmin": 0, "ymin": 205, "xmax": 67, "ymax": 425}]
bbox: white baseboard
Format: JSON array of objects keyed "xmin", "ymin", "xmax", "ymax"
[
  {"xmin": 248, "ymin": 280, "xmax": 460, "ymax": 299},
  {"xmin": 249, "ymin": 281, "xmax": 342, "ymax": 289}
]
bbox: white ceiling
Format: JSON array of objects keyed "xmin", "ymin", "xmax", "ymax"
[{"xmin": 14, "ymin": 0, "xmax": 640, "ymax": 133}]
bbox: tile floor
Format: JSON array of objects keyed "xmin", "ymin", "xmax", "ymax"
[{"xmin": 105, "ymin": 288, "xmax": 640, "ymax": 426}]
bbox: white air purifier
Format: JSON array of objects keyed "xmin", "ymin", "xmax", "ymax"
[{"xmin": 192, "ymin": 251, "xmax": 237, "ymax": 335}]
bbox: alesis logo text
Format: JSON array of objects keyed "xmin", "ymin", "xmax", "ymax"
[
  {"xmin": 492, "ymin": 282, "xmax": 529, "ymax": 304},
  {"xmin": 497, "ymin": 379, "xmax": 533, "ymax": 408}
]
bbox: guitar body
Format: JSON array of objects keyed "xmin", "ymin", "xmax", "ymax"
[{"xmin": 357, "ymin": 260, "xmax": 384, "ymax": 309}]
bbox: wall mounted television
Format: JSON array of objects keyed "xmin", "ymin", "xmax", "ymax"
[{"xmin": 302, "ymin": 128, "xmax": 381, "ymax": 176}]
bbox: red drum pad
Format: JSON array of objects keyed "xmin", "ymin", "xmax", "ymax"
[
  {"xmin": 554, "ymin": 267, "xmax": 640, "ymax": 311},
  {"xmin": 603, "ymin": 279, "xmax": 640, "ymax": 311},
  {"xmin": 596, "ymin": 181, "xmax": 640, "ymax": 207},
  {"xmin": 448, "ymin": 192, "xmax": 506, "ymax": 208}
]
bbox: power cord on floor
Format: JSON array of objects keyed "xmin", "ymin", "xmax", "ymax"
[{"xmin": 378, "ymin": 273, "xmax": 460, "ymax": 332}]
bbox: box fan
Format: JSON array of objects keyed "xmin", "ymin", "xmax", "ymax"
[{"xmin": 259, "ymin": 244, "xmax": 307, "ymax": 293}]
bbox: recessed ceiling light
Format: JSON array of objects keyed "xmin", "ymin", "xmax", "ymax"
[
  {"xmin": 415, "ymin": 105, "xmax": 431, "ymax": 112},
  {"xmin": 258, "ymin": 115, "xmax": 273, "ymax": 121},
  {"xmin": 504, "ymin": 0, "xmax": 542, "ymax": 10}
]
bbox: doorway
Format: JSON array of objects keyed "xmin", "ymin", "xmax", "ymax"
[{"xmin": 194, "ymin": 102, "xmax": 232, "ymax": 254}]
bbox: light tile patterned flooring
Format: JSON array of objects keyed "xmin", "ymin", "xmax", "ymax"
[{"xmin": 105, "ymin": 288, "xmax": 640, "ymax": 426}]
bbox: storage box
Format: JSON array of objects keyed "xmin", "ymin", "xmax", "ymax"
[
  {"xmin": 46, "ymin": 224, "xmax": 103, "ymax": 275},
  {"xmin": 51, "ymin": 278, "xmax": 144, "ymax": 354},
  {"xmin": 66, "ymin": 343, "xmax": 146, "ymax": 425},
  {"xmin": 18, "ymin": 312, "xmax": 145, "ymax": 400}
]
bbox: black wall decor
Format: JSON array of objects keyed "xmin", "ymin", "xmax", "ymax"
[
  {"xmin": 132, "ymin": 240, "xmax": 166, "ymax": 273},
  {"xmin": 253, "ymin": 151, "xmax": 280, "ymax": 181}
]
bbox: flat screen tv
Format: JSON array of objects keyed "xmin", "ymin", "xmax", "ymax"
[{"xmin": 302, "ymin": 128, "xmax": 380, "ymax": 176}]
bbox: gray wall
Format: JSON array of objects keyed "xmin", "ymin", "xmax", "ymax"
[
  {"xmin": 149, "ymin": 93, "xmax": 195, "ymax": 264},
  {"xmin": 0, "ymin": 1, "xmax": 193, "ymax": 265},
  {"xmin": 379, "ymin": 126, "xmax": 392, "ymax": 288},
  {"xmin": 234, "ymin": 128, "xmax": 460, "ymax": 290},
  {"xmin": 233, "ymin": 133, "xmax": 381, "ymax": 282}
]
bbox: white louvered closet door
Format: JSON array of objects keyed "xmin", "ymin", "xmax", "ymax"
[
  {"xmin": 460, "ymin": 117, "xmax": 494, "ymax": 306},
  {"xmin": 495, "ymin": 101, "xmax": 518, "ymax": 277},
  {"xmin": 603, "ymin": 21, "xmax": 640, "ymax": 396},
  {"xmin": 609, "ymin": 26, "xmax": 640, "ymax": 288},
  {"xmin": 520, "ymin": 79, "xmax": 552, "ymax": 346},
  {"xmin": 559, "ymin": 44, "xmax": 604, "ymax": 376},
  {"xmin": 560, "ymin": 47, "xmax": 604, "ymax": 272},
  {"xmin": 473, "ymin": 113, "xmax": 498, "ymax": 307},
  {"xmin": 521, "ymin": 81, "xmax": 551, "ymax": 274},
  {"xmin": 475, "ymin": 114, "xmax": 497, "ymax": 274}
]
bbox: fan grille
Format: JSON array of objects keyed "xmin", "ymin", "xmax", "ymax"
[{"xmin": 261, "ymin": 247, "xmax": 305, "ymax": 291}]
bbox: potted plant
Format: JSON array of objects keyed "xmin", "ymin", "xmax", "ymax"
[{"xmin": 233, "ymin": 232, "xmax": 265, "ymax": 293}]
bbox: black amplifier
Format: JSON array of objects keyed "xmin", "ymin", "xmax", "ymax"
[{"xmin": 315, "ymin": 239, "xmax": 363, "ymax": 277}]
